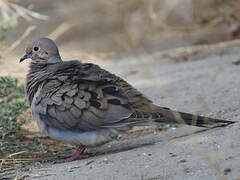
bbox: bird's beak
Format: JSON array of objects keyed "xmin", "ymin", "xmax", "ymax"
[{"xmin": 19, "ymin": 53, "xmax": 31, "ymax": 63}]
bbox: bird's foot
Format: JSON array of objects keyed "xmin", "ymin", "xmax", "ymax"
[{"xmin": 56, "ymin": 145, "xmax": 89, "ymax": 163}]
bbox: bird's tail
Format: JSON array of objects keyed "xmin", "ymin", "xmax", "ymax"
[{"xmin": 154, "ymin": 107, "xmax": 235, "ymax": 128}]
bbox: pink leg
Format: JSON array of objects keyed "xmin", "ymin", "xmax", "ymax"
[{"xmin": 56, "ymin": 145, "xmax": 89, "ymax": 163}]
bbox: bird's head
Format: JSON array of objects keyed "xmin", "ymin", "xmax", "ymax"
[{"xmin": 20, "ymin": 37, "xmax": 62, "ymax": 64}]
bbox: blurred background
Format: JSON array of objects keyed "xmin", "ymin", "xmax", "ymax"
[
  {"xmin": 1, "ymin": 0, "xmax": 240, "ymax": 175},
  {"xmin": 1, "ymin": 0, "xmax": 240, "ymax": 61}
]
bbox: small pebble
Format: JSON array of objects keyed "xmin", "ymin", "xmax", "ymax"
[
  {"xmin": 103, "ymin": 158, "xmax": 109, "ymax": 164},
  {"xmin": 178, "ymin": 159, "xmax": 187, "ymax": 163},
  {"xmin": 226, "ymin": 156, "xmax": 233, "ymax": 160},
  {"xmin": 169, "ymin": 153, "xmax": 177, "ymax": 157},
  {"xmin": 85, "ymin": 160, "xmax": 94, "ymax": 166},
  {"xmin": 232, "ymin": 59, "xmax": 240, "ymax": 65},
  {"xmin": 184, "ymin": 168, "xmax": 191, "ymax": 174},
  {"xmin": 224, "ymin": 168, "xmax": 232, "ymax": 175}
]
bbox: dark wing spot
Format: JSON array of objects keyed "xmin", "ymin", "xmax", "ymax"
[
  {"xmin": 102, "ymin": 86, "xmax": 117, "ymax": 93},
  {"xmin": 108, "ymin": 99, "xmax": 121, "ymax": 105},
  {"xmin": 96, "ymin": 79, "xmax": 112, "ymax": 86},
  {"xmin": 90, "ymin": 100, "xmax": 101, "ymax": 108},
  {"xmin": 112, "ymin": 91, "xmax": 128, "ymax": 99},
  {"xmin": 102, "ymin": 86, "xmax": 128, "ymax": 99}
]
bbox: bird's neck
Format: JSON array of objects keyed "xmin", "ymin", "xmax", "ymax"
[{"xmin": 25, "ymin": 62, "xmax": 53, "ymax": 105}]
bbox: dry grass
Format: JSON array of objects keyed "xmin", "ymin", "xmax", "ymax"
[
  {"xmin": 0, "ymin": 0, "xmax": 47, "ymax": 24},
  {"xmin": 0, "ymin": 135, "xmax": 75, "ymax": 178}
]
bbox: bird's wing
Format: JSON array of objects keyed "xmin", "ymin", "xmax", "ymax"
[{"xmin": 33, "ymin": 61, "xmax": 158, "ymax": 132}]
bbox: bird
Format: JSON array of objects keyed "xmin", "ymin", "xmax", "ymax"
[{"xmin": 20, "ymin": 37, "xmax": 235, "ymax": 163}]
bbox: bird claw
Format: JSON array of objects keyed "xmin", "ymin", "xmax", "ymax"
[
  {"xmin": 56, "ymin": 154, "xmax": 89, "ymax": 163},
  {"xmin": 55, "ymin": 145, "xmax": 89, "ymax": 163}
]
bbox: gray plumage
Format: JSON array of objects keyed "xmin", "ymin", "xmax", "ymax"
[{"xmin": 20, "ymin": 37, "xmax": 235, "ymax": 148}]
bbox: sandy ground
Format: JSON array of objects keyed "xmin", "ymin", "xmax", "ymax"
[{"xmin": 7, "ymin": 47, "xmax": 238, "ymax": 180}]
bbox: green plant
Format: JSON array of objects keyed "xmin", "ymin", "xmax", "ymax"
[{"xmin": 0, "ymin": 76, "xmax": 40, "ymax": 156}]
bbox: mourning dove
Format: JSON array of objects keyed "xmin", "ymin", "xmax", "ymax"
[{"xmin": 20, "ymin": 37, "xmax": 235, "ymax": 163}]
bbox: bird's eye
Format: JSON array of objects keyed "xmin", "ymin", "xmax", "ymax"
[{"xmin": 33, "ymin": 46, "xmax": 40, "ymax": 52}]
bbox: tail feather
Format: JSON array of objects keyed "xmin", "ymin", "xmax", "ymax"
[
  {"xmin": 155, "ymin": 107, "xmax": 235, "ymax": 128},
  {"xmin": 103, "ymin": 106, "xmax": 235, "ymax": 129}
]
